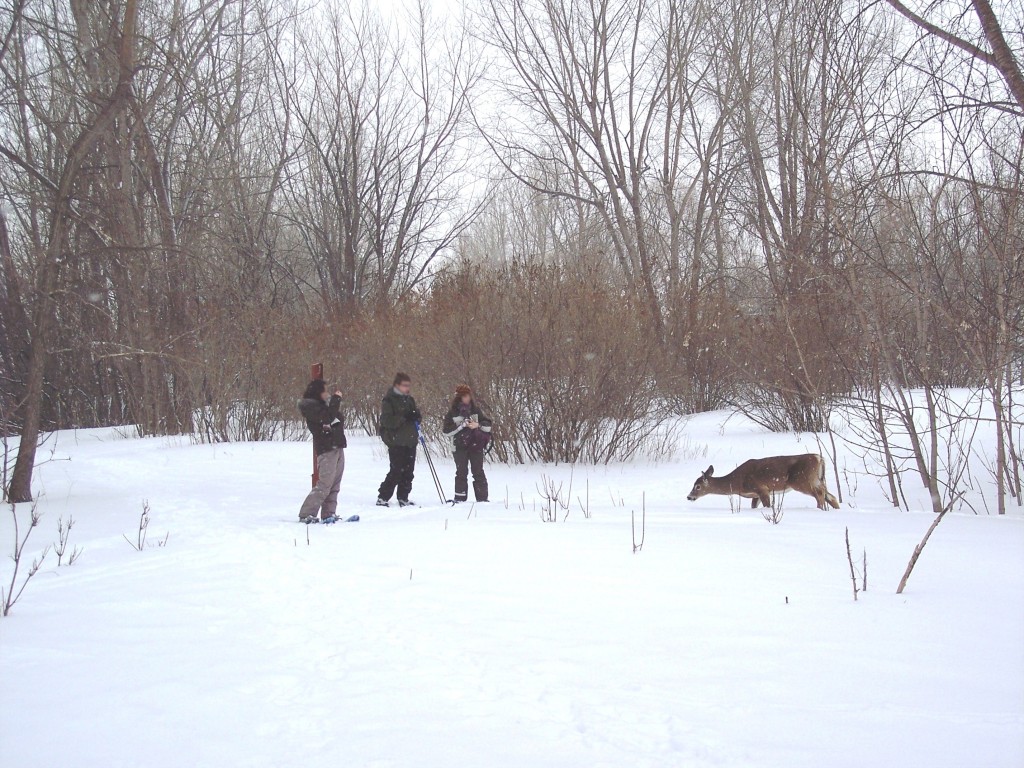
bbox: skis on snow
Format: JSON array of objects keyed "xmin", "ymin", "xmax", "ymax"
[{"xmin": 301, "ymin": 515, "xmax": 360, "ymax": 524}]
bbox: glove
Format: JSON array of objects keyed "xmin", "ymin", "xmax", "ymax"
[{"xmin": 407, "ymin": 408, "xmax": 422, "ymax": 422}]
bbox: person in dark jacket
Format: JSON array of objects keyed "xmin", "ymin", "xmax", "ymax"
[
  {"xmin": 297, "ymin": 379, "xmax": 347, "ymax": 522},
  {"xmin": 377, "ymin": 372, "xmax": 420, "ymax": 507},
  {"xmin": 442, "ymin": 384, "xmax": 492, "ymax": 503}
]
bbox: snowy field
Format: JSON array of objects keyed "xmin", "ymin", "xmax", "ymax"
[{"xmin": 2, "ymin": 411, "xmax": 1023, "ymax": 768}]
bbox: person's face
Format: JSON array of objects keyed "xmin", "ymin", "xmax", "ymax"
[
  {"xmin": 320, "ymin": 389, "xmax": 330, "ymax": 402},
  {"xmin": 460, "ymin": 394, "xmax": 471, "ymax": 405},
  {"xmin": 397, "ymin": 380, "xmax": 412, "ymax": 394}
]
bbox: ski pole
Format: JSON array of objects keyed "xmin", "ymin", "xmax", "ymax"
[
  {"xmin": 423, "ymin": 438, "xmax": 448, "ymax": 503},
  {"xmin": 416, "ymin": 421, "xmax": 449, "ymax": 504},
  {"xmin": 421, "ymin": 433, "xmax": 448, "ymax": 504}
]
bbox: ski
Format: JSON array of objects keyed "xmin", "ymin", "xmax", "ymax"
[{"xmin": 298, "ymin": 514, "xmax": 360, "ymax": 524}]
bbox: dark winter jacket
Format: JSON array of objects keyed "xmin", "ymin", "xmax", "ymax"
[
  {"xmin": 298, "ymin": 395, "xmax": 347, "ymax": 455},
  {"xmin": 442, "ymin": 399, "xmax": 492, "ymax": 452},
  {"xmin": 379, "ymin": 388, "xmax": 420, "ymax": 448}
]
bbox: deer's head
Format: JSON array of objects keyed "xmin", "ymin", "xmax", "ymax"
[{"xmin": 687, "ymin": 465, "xmax": 714, "ymax": 501}]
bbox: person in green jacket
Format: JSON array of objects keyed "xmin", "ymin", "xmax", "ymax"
[{"xmin": 377, "ymin": 372, "xmax": 420, "ymax": 507}]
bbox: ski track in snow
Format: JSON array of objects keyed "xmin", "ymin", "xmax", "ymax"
[{"xmin": 2, "ymin": 414, "xmax": 1023, "ymax": 768}]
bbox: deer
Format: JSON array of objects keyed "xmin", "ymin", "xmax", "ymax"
[{"xmin": 686, "ymin": 454, "xmax": 840, "ymax": 511}]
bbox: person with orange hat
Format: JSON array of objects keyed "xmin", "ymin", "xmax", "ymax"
[{"xmin": 442, "ymin": 384, "xmax": 493, "ymax": 503}]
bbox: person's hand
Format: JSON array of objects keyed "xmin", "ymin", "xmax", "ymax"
[
  {"xmin": 407, "ymin": 408, "xmax": 422, "ymax": 422},
  {"xmin": 467, "ymin": 420, "xmax": 479, "ymax": 429},
  {"xmin": 333, "ymin": 389, "xmax": 343, "ymax": 398}
]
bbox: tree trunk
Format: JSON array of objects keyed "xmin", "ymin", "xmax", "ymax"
[{"xmin": 8, "ymin": 0, "xmax": 138, "ymax": 502}]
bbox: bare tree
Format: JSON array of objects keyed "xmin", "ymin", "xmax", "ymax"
[
  {"xmin": 885, "ymin": 0, "xmax": 1024, "ymax": 114},
  {"xmin": 480, "ymin": 0, "xmax": 731, "ymax": 342},
  {"xmin": 5, "ymin": 0, "xmax": 140, "ymax": 502},
  {"xmin": 874, "ymin": 0, "xmax": 1024, "ymax": 513},
  {"xmin": 284, "ymin": 2, "xmax": 484, "ymax": 311},
  {"xmin": 723, "ymin": 0, "xmax": 899, "ymax": 431}
]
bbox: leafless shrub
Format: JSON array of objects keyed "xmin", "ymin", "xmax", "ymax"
[
  {"xmin": 844, "ymin": 380, "xmax": 982, "ymax": 518},
  {"xmin": 761, "ymin": 491, "xmax": 785, "ymax": 525},
  {"xmin": 124, "ymin": 501, "xmax": 151, "ymax": 552},
  {"xmin": 2, "ymin": 502, "xmax": 50, "ymax": 616},
  {"xmin": 674, "ymin": 435, "xmax": 709, "ymax": 463},
  {"xmin": 191, "ymin": 307, "xmax": 310, "ymax": 444},
  {"xmin": 302, "ymin": 259, "xmax": 682, "ymax": 465},
  {"xmin": 576, "ymin": 478, "xmax": 591, "ymax": 519},
  {"xmin": 54, "ymin": 515, "xmax": 82, "ymax": 566},
  {"xmin": 730, "ymin": 385, "xmax": 832, "ymax": 436},
  {"xmin": 840, "ymin": 460, "xmax": 860, "ymax": 504},
  {"xmin": 631, "ymin": 494, "xmax": 646, "ymax": 554},
  {"xmin": 845, "ymin": 527, "xmax": 859, "ymax": 602},
  {"xmin": 427, "ymin": 260, "xmax": 677, "ymax": 464},
  {"xmin": 536, "ymin": 471, "xmax": 572, "ymax": 523}
]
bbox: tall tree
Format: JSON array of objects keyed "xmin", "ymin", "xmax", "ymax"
[
  {"xmin": 7, "ymin": 0, "xmax": 139, "ymax": 502},
  {"xmin": 285, "ymin": 2, "xmax": 483, "ymax": 311}
]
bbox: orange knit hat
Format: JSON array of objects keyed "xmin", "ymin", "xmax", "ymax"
[{"xmin": 455, "ymin": 384, "xmax": 472, "ymax": 397}]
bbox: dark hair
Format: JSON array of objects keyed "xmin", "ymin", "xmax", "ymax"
[
  {"xmin": 303, "ymin": 379, "xmax": 327, "ymax": 399},
  {"xmin": 393, "ymin": 372, "xmax": 411, "ymax": 386},
  {"xmin": 450, "ymin": 395, "xmax": 468, "ymax": 410}
]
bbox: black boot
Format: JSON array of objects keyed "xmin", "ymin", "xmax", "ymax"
[{"xmin": 473, "ymin": 480, "xmax": 489, "ymax": 503}]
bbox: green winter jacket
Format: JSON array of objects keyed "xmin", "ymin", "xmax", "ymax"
[{"xmin": 379, "ymin": 388, "xmax": 420, "ymax": 448}]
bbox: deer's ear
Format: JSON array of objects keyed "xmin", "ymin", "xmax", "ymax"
[{"xmin": 705, "ymin": 465, "xmax": 714, "ymax": 476}]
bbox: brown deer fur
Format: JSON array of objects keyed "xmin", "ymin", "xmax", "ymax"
[{"xmin": 686, "ymin": 454, "xmax": 840, "ymax": 510}]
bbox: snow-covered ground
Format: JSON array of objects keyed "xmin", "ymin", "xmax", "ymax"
[{"xmin": 2, "ymin": 412, "xmax": 1023, "ymax": 767}]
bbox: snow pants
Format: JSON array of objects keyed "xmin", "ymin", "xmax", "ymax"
[
  {"xmin": 300, "ymin": 448, "xmax": 345, "ymax": 520},
  {"xmin": 378, "ymin": 445, "xmax": 417, "ymax": 502},
  {"xmin": 454, "ymin": 446, "xmax": 488, "ymax": 502}
]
